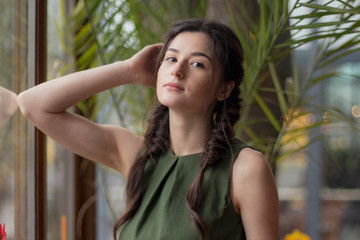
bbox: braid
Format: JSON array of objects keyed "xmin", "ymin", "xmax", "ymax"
[
  {"xmin": 185, "ymin": 84, "xmax": 242, "ymax": 239},
  {"xmin": 113, "ymin": 104, "xmax": 169, "ymax": 239},
  {"xmin": 144, "ymin": 104, "xmax": 170, "ymax": 158}
]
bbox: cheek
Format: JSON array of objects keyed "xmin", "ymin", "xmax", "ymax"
[
  {"xmin": 196, "ymin": 75, "xmax": 215, "ymax": 93},
  {"xmin": 198, "ymin": 78, "xmax": 219, "ymax": 102},
  {"xmin": 156, "ymin": 64, "xmax": 165, "ymax": 82},
  {"xmin": 155, "ymin": 69, "xmax": 165, "ymax": 96},
  {"xmin": 155, "ymin": 73, "xmax": 161, "ymax": 96},
  {"xmin": 156, "ymin": 63, "xmax": 170, "ymax": 84}
]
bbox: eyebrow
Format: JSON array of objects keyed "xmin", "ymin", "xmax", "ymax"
[{"xmin": 167, "ymin": 48, "xmax": 212, "ymax": 63}]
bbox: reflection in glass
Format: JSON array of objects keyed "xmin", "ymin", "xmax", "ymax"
[
  {"xmin": 0, "ymin": 0, "xmax": 28, "ymax": 239},
  {"xmin": 46, "ymin": 0, "xmax": 75, "ymax": 239}
]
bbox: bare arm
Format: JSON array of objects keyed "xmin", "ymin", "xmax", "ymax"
[
  {"xmin": 231, "ymin": 148, "xmax": 280, "ymax": 240},
  {"xmin": 18, "ymin": 44, "xmax": 163, "ymax": 178}
]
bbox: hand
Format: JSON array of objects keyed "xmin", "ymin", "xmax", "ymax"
[
  {"xmin": 127, "ymin": 43, "xmax": 164, "ymax": 87},
  {"xmin": 0, "ymin": 86, "xmax": 18, "ymax": 128}
]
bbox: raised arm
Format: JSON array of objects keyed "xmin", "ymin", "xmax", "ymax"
[{"xmin": 18, "ymin": 44, "xmax": 163, "ymax": 178}]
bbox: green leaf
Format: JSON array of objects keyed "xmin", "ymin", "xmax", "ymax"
[
  {"xmin": 320, "ymin": 47, "xmax": 360, "ymax": 68},
  {"xmin": 268, "ymin": 61, "xmax": 288, "ymax": 115},
  {"xmin": 287, "ymin": 20, "xmax": 358, "ymax": 31},
  {"xmin": 252, "ymin": 90, "xmax": 282, "ymax": 132},
  {"xmin": 299, "ymin": 3, "xmax": 360, "ymax": 14}
]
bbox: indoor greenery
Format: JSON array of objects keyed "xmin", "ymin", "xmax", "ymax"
[{"xmin": 57, "ymin": 0, "xmax": 360, "ymax": 229}]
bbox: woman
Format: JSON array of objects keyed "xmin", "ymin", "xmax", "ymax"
[{"xmin": 18, "ymin": 19, "xmax": 279, "ymax": 239}]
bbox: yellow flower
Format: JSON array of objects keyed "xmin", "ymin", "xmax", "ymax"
[{"xmin": 285, "ymin": 229, "xmax": 311, "ymax": 240}]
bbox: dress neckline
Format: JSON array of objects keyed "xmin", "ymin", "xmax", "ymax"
[{"xmin": 167, "ymin": 148, "xmax": 202, "ymax": 159}]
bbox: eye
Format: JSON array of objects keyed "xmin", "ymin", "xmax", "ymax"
[
  {"xmin": 192, "ymin": 62, "xmax": 204, "ymax": 68},
  {"xmin": 166, "ymin": 57, "xmax": 176, "ymax": 62}
]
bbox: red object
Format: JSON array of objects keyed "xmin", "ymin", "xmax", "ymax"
[{"xmin": 0, "ymin": 223, "xmax": 6, "ymax": 240}]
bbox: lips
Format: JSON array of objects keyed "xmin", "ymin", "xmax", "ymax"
[{"xmin": 164, "ymin": 82, "xmax": 185, "ymax": 91}]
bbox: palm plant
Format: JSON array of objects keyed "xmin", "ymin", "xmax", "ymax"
[
  {"xmin": 57, "ymin": 0, "xmax": 360, "ymax": 235},
  {"xmin": 225, "ymin": 0, "xmax": 360, "ymax": 161},
  {"xmin": 61, "ymin": 0, "xmax": 359, "ymax": 153}
]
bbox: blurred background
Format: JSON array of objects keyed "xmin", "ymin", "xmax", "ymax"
[{"xmin": 0, "ymin": 0, "xmax": 359, "ymax": 239}]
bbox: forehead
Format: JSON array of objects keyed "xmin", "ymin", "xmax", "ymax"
[{"xmin": 168, "ymin": 31, "xmax": 213, "ymax": 56}]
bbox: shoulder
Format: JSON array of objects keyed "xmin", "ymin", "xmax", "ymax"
[
  {"xmin": 230, "ymin": 147, "xmax": 277, "ymax": 211},
  {"xmin": 232, "ymin": 147, "xmax": 271, "ymax": 179},
  {"xmin": 230, "ymin": 147, "xmax": 280, "ymax": 239}
]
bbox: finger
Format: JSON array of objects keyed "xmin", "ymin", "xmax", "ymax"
[
  {"xmin": 150, "ymin": 43, "xmax": 164, "ymax": 49},
  {"xmin": 147, "ymin": 43, "xmax": 164, "ymax": 76},
  {"xmin": 148, "ymin": 43, "xmax": 164, "ymax": 58},
  {"xmin": 0, "ymin": 86, "xmax": 18, "ymax": 128}
]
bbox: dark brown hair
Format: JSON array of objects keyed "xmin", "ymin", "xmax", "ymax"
[{"xmin": 113, "ymin": 19, "xmax": 244, "ymax": 240}]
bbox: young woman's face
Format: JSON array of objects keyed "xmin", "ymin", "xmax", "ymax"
[{"xmin": 156, "ymin": 31, "xmax": 221, "ymax": 114}]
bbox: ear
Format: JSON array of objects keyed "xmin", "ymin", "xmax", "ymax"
[{"xmin": 216, "ymin": 81, "xmax": 235, "ymax": 101}]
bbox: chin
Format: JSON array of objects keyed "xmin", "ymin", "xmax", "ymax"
[
  {"xmin": 157, "ymin": 99, "xmax": 175, "ymax": 108},
  {"xmin": 157, "ymin": 93, "xmax": 176, "ymax": 106}
]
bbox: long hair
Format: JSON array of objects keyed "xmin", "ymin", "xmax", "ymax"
[{"xmin": 113, "ymin": 19, "xmax": 244, "ymax": 240}]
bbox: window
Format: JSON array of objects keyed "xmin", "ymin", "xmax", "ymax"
[
  {"xmin": 2, "ymin": 1, "xmax": 358, "ymax": 240},
  {"xmin": 46, "ymin": 1, "xmax": 76, "ymax": 239},
  {"xmin": 0, "ymin": 0, "xmax": 31, "ymax": 239},
  {"xmin": 276, "ymin": 44, "xmax": 360, "ymax": 240}
]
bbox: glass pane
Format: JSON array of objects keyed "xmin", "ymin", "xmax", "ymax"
[
  {"xmin": 276, "ymin": 112, "xmax": 308, "ymax": 237},
  {"xmin": 96, "ymin": 166, "xmax": 126, "ymax": 240},
  {"xmin": 46, "ymin": 0, "xmax": 75, "ymax": 239},
  {"xmin": 322, "ymin": 62, "xmax": 360, "ymax": 240},
  {"xmin": 0, "ymin": 0, "xmax": 28, "ymax": 239}
]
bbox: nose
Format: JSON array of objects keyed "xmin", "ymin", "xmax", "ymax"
[{"xmin": 171, "ymin": 61, "xmax": 186, "ymax": 79}]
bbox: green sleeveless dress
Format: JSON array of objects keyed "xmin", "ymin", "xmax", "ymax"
[{"xmin": 118, "ymin": 138, "xmax": 248, "ymax": 240}]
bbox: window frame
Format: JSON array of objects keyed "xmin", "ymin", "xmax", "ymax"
[
  {"xmin": 35, "ymin": 1, "xmax": 47, "ymax": 238},
  {"xmin": 27, "ymin": 1, "xmax": 47, "ymax": 239},
  {"xmin": 28, "ymin": 1, "xmax": 96, "ymax": 239}
]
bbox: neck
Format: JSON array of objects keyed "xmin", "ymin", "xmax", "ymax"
[{"xmin": 168, "ymin": 109, "xmax": 212, "ymax": 156}]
